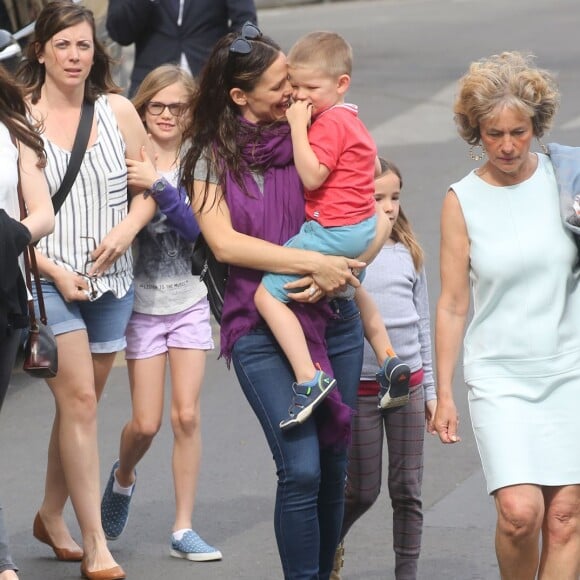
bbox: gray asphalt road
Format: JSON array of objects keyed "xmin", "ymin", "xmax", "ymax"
[{"xmin": 3, "ymin": 0, "xmax": 580, "ymax": 578}]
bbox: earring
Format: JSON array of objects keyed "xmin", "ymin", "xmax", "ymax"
[
  {"xmin": 469, "ymin": 143, "xmax": 486, "ymax": 161},
  {"xmin": 537, "ymin": 138, "xmax": 548, "ymax": 155}
]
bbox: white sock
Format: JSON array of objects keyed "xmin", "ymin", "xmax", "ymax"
[
  {"xmin": 172, "ymin": 528, "xmax": 192, "ymax": 541},
  {"xmin": 112, "ymin": 470, "xmax": 134, "ymax": 496}
]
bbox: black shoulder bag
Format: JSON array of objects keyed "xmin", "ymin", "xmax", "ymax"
[{"xmin": 191, "ymin": 234, "xmax": 229, "ymax": 324}]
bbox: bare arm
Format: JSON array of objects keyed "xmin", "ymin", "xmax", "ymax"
[
  {"xmin": 88, "ymin": 94, "xmax": 156, "ymax": 276},
  {"xmin": 191, "ymin": 179, "xmax": 363, "ymax": 294},
  {"xmin": 354, "ymin": 284, "xmax": 394, "ymax": 365},
  {"xmin": 18, "ymin": 142, "xmax": 54, "ymax": 242},
  {"xmin": 357, "ymin": 208, "xmax": 392, "ymax": 265},
  {"xmin": 109, "ymin": 93, "xmax": 156, "ymax": 199},
  {"xmin": 286, "ymin": 100, "xmax": 330, "ymax": 191},
  {"xmin": 127, "ymin": 147, "xmax": 200, "ymax": 241},
  {"xmin": 434, "ymin": 189, "xmax": 471, "ymax": 444}
]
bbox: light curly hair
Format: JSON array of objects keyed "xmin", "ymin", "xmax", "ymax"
[{"xmin": 453, "ymin": 51, "xmax": 560, "ymax": 145}]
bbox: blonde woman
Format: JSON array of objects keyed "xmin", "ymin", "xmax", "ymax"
[{"xmin": 435, "ymin": 52, "xmax": 580, "ymax": 578}]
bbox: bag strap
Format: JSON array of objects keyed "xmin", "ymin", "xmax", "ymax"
[
  {"xmin": 23, "ymin": 242, "xmax": 46, "ymax": 326},
  {"xmin": 13, "ymin": 99, "xmax": 94, "ymax": 325},
  {"xmin": 51, "ymin": 99, "xmax": 95, "ymax": 215},
  {"xmin": 17, "ymin": 185, "xmax": 47, "ymax": 326}
]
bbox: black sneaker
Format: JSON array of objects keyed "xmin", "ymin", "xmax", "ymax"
[
  {"xmin": 280, "ymin": 371, "xmax": 337, "ymax": 431},
  {"xmin": 377, "ymin": 356, "xmax": 410, "ymax": 409}
]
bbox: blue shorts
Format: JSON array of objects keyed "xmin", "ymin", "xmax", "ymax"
[
  {"xmin": 262, "ymin": 215, "xmax": 376, "ymax": 302},
  {"xmin": 33, "ymin": 281, "xmax": 134, "ymax": 354}
]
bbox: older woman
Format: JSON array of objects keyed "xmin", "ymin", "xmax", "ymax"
[
  {"xmin": 435, "ymin": 51, "xmax": 580, "ymax": 579},
  {"xmin": 16, "ymin": 2, "xmax": 155, "ymax": 579}
]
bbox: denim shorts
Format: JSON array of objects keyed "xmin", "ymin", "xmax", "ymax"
[
  {"xmin": 125, "ymin": 298, "xmax": 214, "ymax": 359},
  {"xmin": 34, "ymin": 281, "xmax": 134, "ymax": 353}
]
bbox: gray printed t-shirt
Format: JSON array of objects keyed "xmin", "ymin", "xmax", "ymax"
[{"xmin": 132, "ymin": 168, "xmax": 207, "ymax": 315}]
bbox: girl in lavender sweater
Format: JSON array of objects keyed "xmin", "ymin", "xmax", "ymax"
[{"xmin": 332, "ymin": 159, "xmax": 437, "ymax": 580}]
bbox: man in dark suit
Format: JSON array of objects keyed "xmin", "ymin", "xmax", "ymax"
[{"xmin": 106, "ymin": 0, "xmax": 257, "ymax": 96}]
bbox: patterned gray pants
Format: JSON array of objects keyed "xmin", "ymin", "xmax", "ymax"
[{"xmin": 341, "ymin": 384, "xmax": 426, "ymax": 580}]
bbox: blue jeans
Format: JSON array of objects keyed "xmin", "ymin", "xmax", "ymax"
[{"xmin": 232, "ymin": 298, "xmax": 363, "ymax": 579}]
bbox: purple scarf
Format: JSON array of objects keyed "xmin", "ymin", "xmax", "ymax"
[{"xmin": 219, "ymin": 117, "xmax": 353, "ymax": 450}]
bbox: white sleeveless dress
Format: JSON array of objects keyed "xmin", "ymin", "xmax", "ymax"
[{"xmin": 451, "ymin": 153, "xmax": 580, "ymax": 493}]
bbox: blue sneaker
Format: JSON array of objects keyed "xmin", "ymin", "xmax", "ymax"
[
  {"xmin": 170, "ymin": 529, "xmax": 222, "ymax": 562},
  {"xmin": 279, "ymin": 370, "xmax": 336, "ymax": 431},
  {"xmin": 377, "ymin": 356, "xmax": 411, "ymax": 409},
  {"xmin": 100, "ymin": 460, "xmax": 136, "ymax": 540}
]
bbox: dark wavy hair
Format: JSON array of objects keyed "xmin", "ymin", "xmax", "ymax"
[
  {"xmin": 0, "ymin": 65, "xmax": 45, "ymax": 166},
  {"xmin": 16, "ymin": 0, "xmax": 120, "ymax": 104},
  {"xmin": 180, "ymin": 31, "xmax": 281, "ymax": 209}
]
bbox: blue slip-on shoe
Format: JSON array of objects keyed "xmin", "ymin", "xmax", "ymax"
[
  {"xmin": 377, "ymin": 356, "xmax": 411, "ymax": 410},
  {"xmin": 100, "ymin": 460, "xmax": 136, "ymax": 541},
  {"xmin": 170, "ymin": 529, "xmax": 222, "ymax": 562},
  {"xmin": 279, "ymin": 370, "xmax": 337, "ymax": 431}
]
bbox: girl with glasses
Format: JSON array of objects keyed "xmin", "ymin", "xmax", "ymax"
[{"xmin": 100, "ymin": 64, "xmax": 221, "ymax": 564}]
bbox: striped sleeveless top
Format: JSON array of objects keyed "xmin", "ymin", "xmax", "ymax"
[{"xmin": 37, "ymin": 95, "xmax": 133, "ymax": 298}]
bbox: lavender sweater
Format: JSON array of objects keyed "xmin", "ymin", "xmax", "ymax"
[{"xmin": 360, "ymin": 242, "xmax": 435, "ymax": 402}]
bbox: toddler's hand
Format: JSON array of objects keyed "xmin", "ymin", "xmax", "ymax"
[{"xmin": 286, "ymin": 99, "xmax": 312, "ymax": 129}]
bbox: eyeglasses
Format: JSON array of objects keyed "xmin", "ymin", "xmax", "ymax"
[
  {"xmin": 76, "ymin": 236, "xmax": 98, "ymax": 301},
  {"xmin": 146, "ymin": 101, "xmax": 187, "ymax": 117},
  {"xmin": 74, "ymin": 271, "xmax": 98, "ymax": 301},
  {"xmin": 229, "ymin": 21, "xmax": 262, "ymax": 55}
]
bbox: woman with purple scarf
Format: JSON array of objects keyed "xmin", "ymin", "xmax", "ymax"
[{"xmin": 177, "ymin": 24, "xmax": 366, "ymax": 579}]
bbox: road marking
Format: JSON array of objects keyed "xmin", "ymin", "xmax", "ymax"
[
  {"xmin": 561, "ymin": 116, "xmax": 580, "ymax": 130},
  {"xmin": 371, "ymin": 82, "xmax": 458, "ymax": 147}
]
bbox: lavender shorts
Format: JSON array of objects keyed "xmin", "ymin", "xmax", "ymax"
[{"xmin": 125, "ymin": 298, "xmax": 214, "ymax": 360}]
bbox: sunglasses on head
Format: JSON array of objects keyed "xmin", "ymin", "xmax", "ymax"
[{"xmin": 229, "ymin": 21, "xmax": 262, "ymax": 55}]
